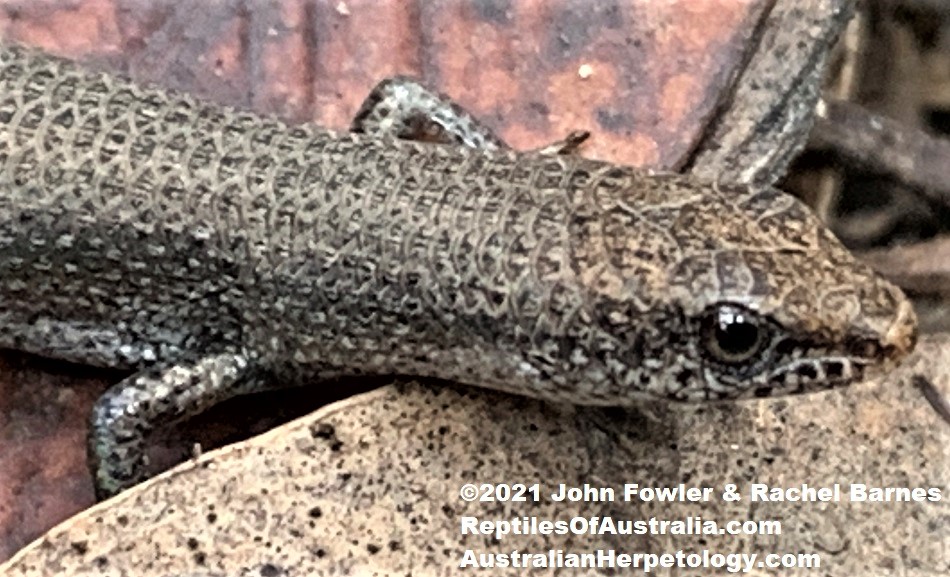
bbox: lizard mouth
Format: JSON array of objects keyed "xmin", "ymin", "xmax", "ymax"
[
  {"xmin": 755, "ymin": 297, "xmax": 918, "ymax": 398},
  {"xmin": 761, "ymin": 356, "xmax": 868, "ymax": 397}
]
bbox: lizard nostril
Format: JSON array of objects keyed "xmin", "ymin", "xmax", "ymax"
[{"xmin": 847, "ymin": 338, "xmax": 881, "ymax": 359}]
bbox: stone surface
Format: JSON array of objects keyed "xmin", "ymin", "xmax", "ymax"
[{"xmin": 2, "ymin": 334, "xmax": 947, "ymax": 576}]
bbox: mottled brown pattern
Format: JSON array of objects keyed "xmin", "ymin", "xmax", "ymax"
[{"xmin": 0, "ymin": 43, "xmax": 916, "ymax": 498}]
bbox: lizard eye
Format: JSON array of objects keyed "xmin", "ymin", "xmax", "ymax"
[{"xmin": 701, "ymin": 305, "xmax": 769, "ymax": 365}]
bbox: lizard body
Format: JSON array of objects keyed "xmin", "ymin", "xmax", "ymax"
[{"xmin": 0, "ymin": 45, "xmax": 916, "ymax": 498}]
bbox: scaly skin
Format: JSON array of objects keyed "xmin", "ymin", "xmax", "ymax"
[{"xmin": 0, "ymin": 45, "xmax": 916, "ymax": 497}]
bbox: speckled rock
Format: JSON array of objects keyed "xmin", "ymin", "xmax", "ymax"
[{"xmin": 2, "ymin": 335, "xmax": 947, "ymax": 577}]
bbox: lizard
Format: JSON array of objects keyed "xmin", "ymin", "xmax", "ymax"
[{"xmin": 0, "ymin": 44, "xmax": 917, "ymax": 500}]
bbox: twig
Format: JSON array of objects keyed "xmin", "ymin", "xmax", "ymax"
[
  {"xmin": 880, "ymin": 0, "xmax": 950, "ymax": 16},
  {"xmin": 857, "ymin": 235, "xmax": 950, "ymax": 297},
  {"xmin": 810, "ymin": 99, "xmax": 950, "ymax": 211},
  {"xmin": 912, "ymin": 375, "xmax": 950, "ymax": 426}
]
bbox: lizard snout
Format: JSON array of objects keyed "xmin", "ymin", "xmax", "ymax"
[{"xmin": 880, "ymin": 297, "xmax": 918, "ymax": 361}]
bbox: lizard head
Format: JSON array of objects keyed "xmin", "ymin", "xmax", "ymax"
[{"xmin": 565, "ymin": 171, "xmax": 917, "ymax": 403}]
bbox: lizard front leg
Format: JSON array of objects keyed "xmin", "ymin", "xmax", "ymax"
[
  {"xmin": 88, "ymin": 352, "xmax": 256, "ymax": 500},
  {"xmin": 84, "ymin": 79, "xmax": 520, "ymax": 501},
  {"xmin": 86, "ymin": 78, "xmax": 580, "ymax": 501}
]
